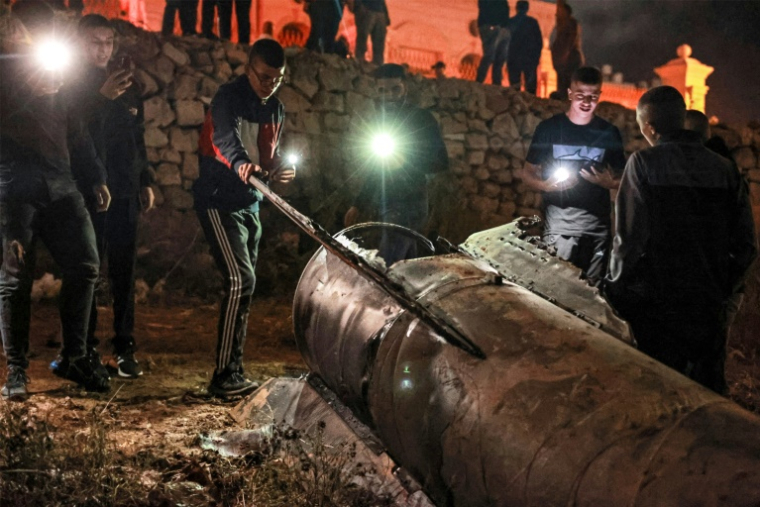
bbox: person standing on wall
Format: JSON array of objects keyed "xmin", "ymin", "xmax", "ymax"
[
  {"xmin": 606, "ymin": 86, "xmax": 756, "ymax": 394},
  {"xmin": 507, "ymin": 0, "xmax": 543, "ymax": 95},
  {"xmin": 550, "ymin": 0, "xmax": 583, "ymax": 100},
  {"xmin": 193, "ymin": 39, "xmax": 295, "ymax": 398},
  {"xmin": 304, "ymin": 0, "xmax": 344, "ymax": 54},
  {"xmin": 162, "ymin": 0, "xmax": 198, "ymax": 36},
  {"xmin": 66, "ymin": 14, "xmax": 155, "ymax": 379},
  {"xmin": 201, "ymin": 0, "xmax": 252, "ymax": 44},
  {"xmin": 519, "ymin": 67, "xmax": 625, "ymax": 286},
  {"xmin": 348, "ymin": 0, "xmax": 389, "ymax": 65},
  {"xmin": 475, "ymin": 0, "xmax": 510, "ymax": 86}
]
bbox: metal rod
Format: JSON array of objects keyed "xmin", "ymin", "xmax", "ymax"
[{"xmin": 248, "ymin": 176, "xmax": 486, "ymax": 359}]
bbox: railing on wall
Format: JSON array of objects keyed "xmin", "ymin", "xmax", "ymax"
[{"xmin": 388, "ymin": 45, "xmax": 443, "ymax": 78}]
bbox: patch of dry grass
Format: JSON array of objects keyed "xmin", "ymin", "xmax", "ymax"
[{"xmin": 0, "ymin": 404, "xmax": 390, "ymax": 507}]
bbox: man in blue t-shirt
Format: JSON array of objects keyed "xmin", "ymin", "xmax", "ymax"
[{"xmin": 520, "ymin": 67, "xmax": 625, "ymax": 285}]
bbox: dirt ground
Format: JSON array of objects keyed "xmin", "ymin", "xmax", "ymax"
[{"xmin": 0, "ymin": 297, "xmax": 306, "ymax": 458}]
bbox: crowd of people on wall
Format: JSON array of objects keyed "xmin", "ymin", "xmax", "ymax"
[{"xmin": 0, "ymin": 0, "xmax": 756, "ymax": 406}]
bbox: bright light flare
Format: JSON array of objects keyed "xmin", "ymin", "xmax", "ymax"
[
  {"xmin": 286, "ymin": 153, "xmax": 300, "ymax": 166},
  {"xmin": 372, "ymin": 133, "xmax": 396, "ymax": 158},
  {"xmin": 554, "ymin": 167, "xmax": 570, "ymax": 183},
  {"xmin": 35, "ymin": 39, "xmax": 71, "ymax": 72}
]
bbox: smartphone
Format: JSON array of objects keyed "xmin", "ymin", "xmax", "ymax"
[{"xmin": 119, "ymin": 55, "xmax": 132, "ymax": 72}]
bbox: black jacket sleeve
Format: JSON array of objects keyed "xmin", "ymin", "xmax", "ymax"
[
  {"xmin": 67, "ymin": 106, "xmax": 107, "ymax": 188},
  {"xmin": 606, "ymin": 153, "xmax": 649, "ymax": 295},
  {"xmin": 210, "ymin": 87, "xmax": 253, "ymax": 172},
  {"xmin": 728, "ymin": 174, "xmax": 757, "ymax": 294}
]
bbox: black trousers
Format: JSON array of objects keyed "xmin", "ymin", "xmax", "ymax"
[
  {"xmin": 197, "ymin": 207, "xmax": 261, "ymax": 375},
  {"xmin": 202, "ymin": 0, "xmax": 252, "ymax": 44},
  {"xmin": 611, "ymin": 297, "xmax": 725, "ymax": 394},
  {"xmin": 162, "ymin": 0, "xmax": 198, "ymax": 35},
  {"xmin": 0, "ymin": 192, "xmax": 99, "ymax": 369},
  {"xmin": 508, "ymin": 60, "xmax": 538, "ymax": 94},
  {"xmin": 87, "ymin": 198, "xmax": 139, "ymax": 354},
  {"xmin": 306, "ymin": 2, "xmax": 341, "ymax": 54},
  {"xmin": 476, "ymin": 26, "xmax": 509, "ymax": 85}
]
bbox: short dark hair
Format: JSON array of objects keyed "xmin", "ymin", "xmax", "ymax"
[
  {"xmin": 373, "ymin": 63, "xmax": 405, "ymax": 80},
  {"xmin": 11, "ymin": 0, "xmax": 55, "ymax": 32},
  {"xmin": 570, "ymin": 66, "xmax": 602, "ymax": 86},
  {"xmin": 517, "ymin": 1, "xmax": 529, "ymax": 13},
  {"xmin": 638, "ymin": 86, "xmax": 686, "ymax": 134},
  {"xmin": 561, "ymin": 2, "xmax": 573, "ymax": 15},
  {"xmin": 78, "ymin": 14, "xmax": 113, "ymax": 34},
  {"xmin": 684, "ymin": 109, "xmax": 710, "ymax": 140},
  {"xmin": 249, "ymin": 38, "xmax": 285, "ymax": 68}
]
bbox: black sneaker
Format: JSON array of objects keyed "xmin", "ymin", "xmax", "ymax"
[
  {"xmin": 1, "ymin": 366, "xmax": 29, "ymax": 401},
  {"xmin": 87, "ymin": 348, "xmax": 111, "ymax": 380},
  {"xmin": 111, "ymin": 350, "xmax": 143, "ymax": 379},
  {"xmin": 51, "ymin": 355, "xmax": 110, "ymax": 393},
  {"xmin": 208, "ymin": 371, "xmax": 260, "ymax": 398}
]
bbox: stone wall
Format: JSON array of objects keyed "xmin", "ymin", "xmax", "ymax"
[{"xmin": 115, "ymin": 23, "xmax": 760, "ymax": 349}]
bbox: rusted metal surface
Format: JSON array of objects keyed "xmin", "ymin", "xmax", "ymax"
[
  {"xmin": 248, "ymin": 175, "xmax": 485, "ymax": 359},
  {"xmin": 460, "ymin": 219, "xmax": 633, "ymax": 343},
  {"xmin": 293, "ymin": 221, "xmax": 760, "ymax": 507},
  {"xmin": 230, "ymin": 377, "xmax": 436, "ymax": 507}
]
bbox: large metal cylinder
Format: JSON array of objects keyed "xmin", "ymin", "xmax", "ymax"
[{"xmin": 293, "ymin": 227, "xmax": 760, "ymax": 507}]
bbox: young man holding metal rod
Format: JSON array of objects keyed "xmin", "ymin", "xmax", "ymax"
[{"xmin": 193, "ymin": 38, "xmax": 294, "ymax": 398}]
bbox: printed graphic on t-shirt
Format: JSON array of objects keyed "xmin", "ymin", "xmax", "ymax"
[
  {"xmin": 553, "ymin": 144, "xmax": 606, "ymax": 163},
  {"xmin": 239, "ymin": 121, "xmax": 260, "ymax": 163}
]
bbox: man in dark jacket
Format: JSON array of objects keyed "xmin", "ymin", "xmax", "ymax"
[
  {"xmin": 606, "ymin": 86, "xmax": 757, "ymax": 393},
  {"xmin": 476, "ymin": 0, "xmax": 510, "ymax": 85},
  {"xmin": 507, "ymin": 0, "xmax": 543, "ymax": 94},
  {"xmin": 350, "ymin": 0, "xmax": 389, "ymax": 65},
  {"xmin": 193, "ymin": 39, "xmax": 295, "ymax": 398},
  {"xmin": 550, "ymin": 0, "xmax": 583, "ymax": 100},
  {"xmin": 344, "ymin": 63, "xmax": 448, "ymax": 265},
  {"xmin": 66, "ymin": 14, "xmax": 155, "ymax": 379},
  {"xmin": 1, "ymin": 1, "xmax": 111, "ymax": 400}
]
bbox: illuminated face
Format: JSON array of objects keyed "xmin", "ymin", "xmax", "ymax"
[
  {"xmin": 637, "ymin": 107, "xmax": 657, "ymax": 146},
  {"xmin": 246, "ymin": 56, "xmax": 285, "ymax": 100},
  {"xmin": 375, "ymin": 77, "xmax": 406, "ymax": 106},
  {"xmin": 81, "ymin": 26, "xmax": 114, "ymax": 69},
  {"xmin": 568, "ymin": 81, "xmax": 601, "ymax": 120}
]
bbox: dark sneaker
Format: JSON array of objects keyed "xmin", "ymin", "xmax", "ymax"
[
  {"xmin": 208, "ymin": 371, "xmax": 260, "ymax": 398},
  {"xmin": 110, "ymin": 350, "xmax": 143, "ymax": 379},
  {"xmin": 51, "ymin": 355, "xmax": 110, "ymax": 393},
  {"xmin": 87, "ymin": 348, "xmax": 111, "ymax": 380},
  {"xmin": 1, "ymin": 367, "xmax": 29, "ymax": 401}
]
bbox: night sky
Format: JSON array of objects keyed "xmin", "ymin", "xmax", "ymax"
[{"xmin": 561, "ymin": 0, "xmax": 760, "ymax": 125}]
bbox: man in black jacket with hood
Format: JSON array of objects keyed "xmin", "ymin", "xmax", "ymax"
[{"xmin": 65, "ymin": 14, "xmax": 154, "ymax": 379}]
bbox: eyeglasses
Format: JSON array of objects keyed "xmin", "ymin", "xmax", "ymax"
[
  {"xmin": 249, "ymin": 64, "xmax": 285, "ymax": 86},
  {"xmin": 571, "ymin": 92, "xmax": 600, "ymax": 103}
]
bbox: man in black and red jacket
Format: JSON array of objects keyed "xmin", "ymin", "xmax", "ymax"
[{"xmin": 193, "ymin": 38, "xmax": 295, "ymax": 398}]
